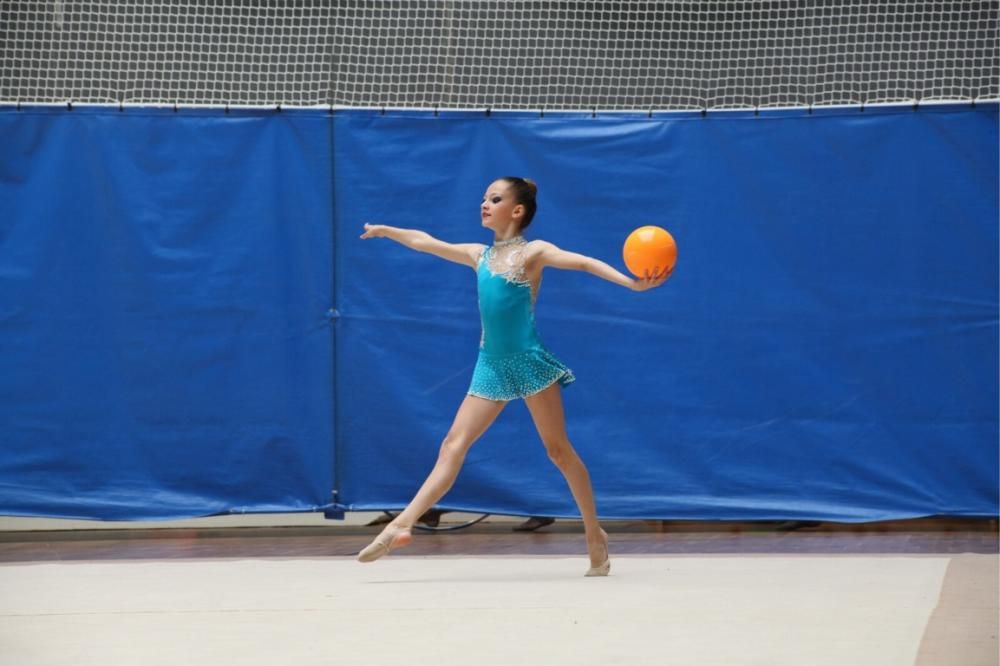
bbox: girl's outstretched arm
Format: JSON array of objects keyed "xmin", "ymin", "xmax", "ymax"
[
  {"xmin": 360, "ymin": 224, "xmax": 484, "ymax": 269},
  {"xmin": 533, "ymin": 240, "xmax": 672, "ymax": 291}
]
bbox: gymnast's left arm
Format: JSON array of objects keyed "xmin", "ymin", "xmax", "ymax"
[{"xmin": 531, "ymin": 240, "xmax": 671, "ymax": 292}]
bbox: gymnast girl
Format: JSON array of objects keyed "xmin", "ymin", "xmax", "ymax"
[{"xmin": 357, "ymin": 177, "xmax": 672, "ymax": 576}]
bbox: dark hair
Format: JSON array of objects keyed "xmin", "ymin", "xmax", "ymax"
[{"xmin": 500, "ymin": 176, "xmax": 538, "ymax": 230}]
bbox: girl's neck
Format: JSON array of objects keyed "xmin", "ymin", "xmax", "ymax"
[{"xmin": 493, "ymin": 234, "xmax": 525, "ymax": 248}]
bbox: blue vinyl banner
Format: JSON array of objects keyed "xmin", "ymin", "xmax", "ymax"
[
  {"xmin": 334, "ymin": 105, "xmax": 998, "ymax": 522},
  {"xmin": 0, "ymin": 108, "xmax": 334, "ymax": 520},
  {"xmin": 0, "ymin": 103, "xmax": 996, "ymax": 521}
]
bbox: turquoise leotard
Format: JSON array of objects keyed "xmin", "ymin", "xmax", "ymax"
[{"xmin": 467, "ymin": 239, "xmax": 575, "ymax": 401}]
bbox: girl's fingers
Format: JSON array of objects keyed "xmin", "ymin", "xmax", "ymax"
[{"xmin": 636, "ymin": 264, "xmax": 673, "ymax": 291}]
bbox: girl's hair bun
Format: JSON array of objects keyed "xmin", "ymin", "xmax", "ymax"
[{"xmin": 500, "ymin": 176, "xmax": 539, "ymax": 230}]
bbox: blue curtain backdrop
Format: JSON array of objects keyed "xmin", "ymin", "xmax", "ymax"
[
  {"xmin": 1, "ymin": 103, "xmax": 997, "ymax": 522},
  {"xmin": 0, "ymin": 107, "xmax": 334, "ymax": 520}
]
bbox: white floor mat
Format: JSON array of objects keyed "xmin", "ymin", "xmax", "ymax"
[{"xmin": 0, "ymin": 556, "xmax": 952, "ymax": 666}]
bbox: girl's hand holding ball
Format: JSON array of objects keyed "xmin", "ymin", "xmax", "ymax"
[
  {"xmin": 630, "ymin": 265, "xmax": 673, "ymax": 291},
  {"xmin": 623, "ymin": 225, "xmax": 677, "ymax": 291}
]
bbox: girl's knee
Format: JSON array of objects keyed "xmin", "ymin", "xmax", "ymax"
[
  {"xmin": 543, "ymin": 437, "xmax": 575, "ymax": 469},
  {"xmin": 439, "ymin": 431, "xmax": 471, "ymax": 462}
]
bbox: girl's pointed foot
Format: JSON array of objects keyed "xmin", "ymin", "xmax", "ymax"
[
  {"xmin": 357, "ymin": 524, "xmax": 412, "ymax": 563},
  {"xmin": 585, "ymin": 528, "xmax": 610, "ymax": 577}
]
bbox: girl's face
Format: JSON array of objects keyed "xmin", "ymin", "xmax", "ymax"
[{"xmin": 480, "ymin": 180, "xmax": 524, "ymax": 232}]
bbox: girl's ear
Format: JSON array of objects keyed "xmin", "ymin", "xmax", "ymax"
[{"xmin": 512, "ymin": 203, "xmax": 525, "ymax": 221}]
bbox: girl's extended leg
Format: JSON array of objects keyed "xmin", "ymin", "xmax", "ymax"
[
  {"xmin": 523, "ymin": 382, "xmax": 608, "ymax": 571},
  {"xmin": 393, "ymin": 393, "xmax": 506, "ymax": 527},
  {"xmin": 359, "ymin": 394, "xmax": 506, "ymax": 561}
]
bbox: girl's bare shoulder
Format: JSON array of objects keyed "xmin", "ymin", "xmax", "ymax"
[
  {"xmin": 523, "ymin": 239, "xmax": 556, "ymax": 271},
  {"xmin": 524, "ymin": 238, "xmax": 556, "ymax": 255}
]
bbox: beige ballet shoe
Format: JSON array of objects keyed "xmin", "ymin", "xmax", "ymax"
[
  {"xmin": 585, "ymin": 528, "xmax": 611, "ymax": 577},
  {"xmin": 357, "ymin": 524, "xmax": 412, "ymax": 563}
]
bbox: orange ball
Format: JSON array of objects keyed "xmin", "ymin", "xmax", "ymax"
[{"xmin": 623, "ymin": 225, "xmax": 677, "ymax": 278}]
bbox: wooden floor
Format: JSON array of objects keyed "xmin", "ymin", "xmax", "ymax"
[{"xmin": 1, "ymin": 517, "xmax": 995, "ymax": 562}]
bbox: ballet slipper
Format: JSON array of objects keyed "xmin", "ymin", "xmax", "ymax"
[
  {"xmin": 357, "ymin": 524, "xmax": 412, "ymax": 563},
  {"xmin": 585, "ymin": 528, "xmax": 611, "ymax": 577}
]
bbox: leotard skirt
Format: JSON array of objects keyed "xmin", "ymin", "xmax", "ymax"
[{"xmin": 467, "ymin": 344, "xmax": 575, "ymax": 401}]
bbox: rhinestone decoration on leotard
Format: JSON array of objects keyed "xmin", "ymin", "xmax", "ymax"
[{"xmin": 485, "ymin": 236, "xmax": 530, "ymax": 284}]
